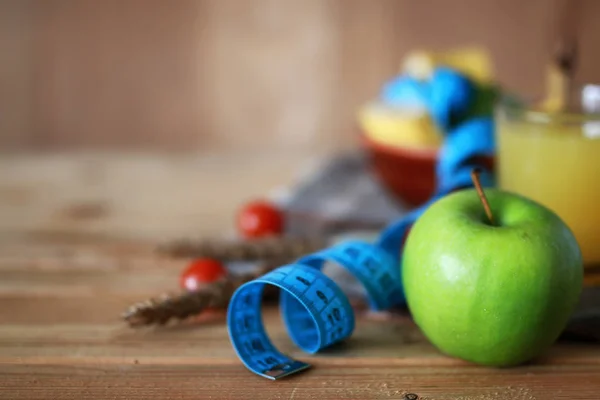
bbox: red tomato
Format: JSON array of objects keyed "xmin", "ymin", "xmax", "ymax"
[
  {"xmin": 180, "ymin": 258, "xmax": 227, "ymax": 291},
  {"xmin": 236, "ymin": 200, "xmax": 284, "ymax": 239}
]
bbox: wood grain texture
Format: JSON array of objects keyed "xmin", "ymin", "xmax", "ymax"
[
  {"xmin": 0, "ymin": 151, "xmax": 322, "ymax": 240},
  {"xmin": 0, "ymin": 154, "xmax": 600, "ymax": 399},
  {"xmin": 0, "ymin": 0, "xmax": 34, "ymax": 148},
  {"xmin": 3, "ymin": 0, "xmax": 600, "ymax": 152}
]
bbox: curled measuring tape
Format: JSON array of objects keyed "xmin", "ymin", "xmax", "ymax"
[
  {"xmin": 227, "ymin": 240, "xmax": 400, "ymax": 379},
  {"xmin": 227, "ymin": 68, "xmax": 496, "ymax": 379}
]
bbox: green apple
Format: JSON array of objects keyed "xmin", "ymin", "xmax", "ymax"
[{"xmin": 402, "ymin": 188, "xmax": 583, "ymax": 366}]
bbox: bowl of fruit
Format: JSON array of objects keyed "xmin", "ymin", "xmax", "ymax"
[
  {"xmin": 359, "ymin": 103, "xmax": 441, "ymax": 207},
  {"xmin": 358, "ymin": 47, "xmax": 498, "ymax": 207}
]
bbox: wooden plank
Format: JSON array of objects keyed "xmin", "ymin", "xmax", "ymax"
[
  {"xmin": 6, "ymin": 0, "xmax": 600, "ymax": 152},
  {"xmin": 1, "ymin": 362, "xmax": 599, "ymax": 399},
  {"xmin": 0, "ymin": 0, "xmax": 34, "ymax": 149},
  {"xmin": 1, "ymin": 311, "xmax": 599, "ymax": 400},
  {"xmin": 1, "ymin": 308, "xmax": 599, "ymax": 362},
  {"xmin": 0, "ymin": 152, "xmax": 319, "ymax": 240},
  {"xmin": 0, "ymin": 154, "xmax": 599, "ymax": 399},
  {"xmin": 0, "ymin": 268, "xmax": 177, "ymax": 298},
  {"xmin": 0, "ymin": 308, "xmax": 426, "ymax": 357}
]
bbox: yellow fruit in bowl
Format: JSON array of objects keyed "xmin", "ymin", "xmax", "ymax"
[
  {"xmin": 402, "ymin": 46, "xmax": 494, "ymax": 85},
  {"xmin": 358, "ymin": 102, "xmax": 443, "ymax": 149},
  {"xmin": 360, "ymin": 47, "xmax": 495, "ymax": 151}
]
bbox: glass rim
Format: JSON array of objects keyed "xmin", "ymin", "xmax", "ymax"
[{"xmin": 495, "ymin": 96, "xmax": 600, "ymax": 125}]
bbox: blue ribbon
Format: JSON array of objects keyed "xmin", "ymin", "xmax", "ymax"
[{"xmin": 376, "ymin": 69, "xmax": 495, "ymax": 304}]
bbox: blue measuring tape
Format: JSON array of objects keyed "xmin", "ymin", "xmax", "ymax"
[{"xmin": 227, "ymin": 67, "xmax": 496, "ymax": 379}]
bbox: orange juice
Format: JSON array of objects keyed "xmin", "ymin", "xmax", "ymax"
[{"xmin": 496, "ymin": 105, "xmax": 600, "ymax": 266}]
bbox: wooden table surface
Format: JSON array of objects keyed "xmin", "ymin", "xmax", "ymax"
[{"xmin": 1, "ymin": 153, "xmax": 600, "ymax": 400}]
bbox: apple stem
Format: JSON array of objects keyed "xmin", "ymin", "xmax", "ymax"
[{"xmin": 470, "ymin": 168, "xmax": 495, "ymax": 226}]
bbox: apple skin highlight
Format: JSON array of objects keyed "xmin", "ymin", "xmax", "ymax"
[{"xmin": 402, "ymin": 188, "xmax": 583, "ymax": 367}]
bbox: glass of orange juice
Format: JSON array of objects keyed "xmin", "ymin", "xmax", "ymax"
[{"xmin": 495, "ymin": 86, "xmax": 600, "ymax": 270}]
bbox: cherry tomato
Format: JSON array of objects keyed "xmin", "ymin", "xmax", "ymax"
[
  {"xmin": 180, "ymin": 258, "xmax": 227, "ymax": 291},
  {"xmin": 236, "ymin": 199, "xmax": 284, "ymax": 239}
]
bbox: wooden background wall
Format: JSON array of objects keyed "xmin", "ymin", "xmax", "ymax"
[{"xmin": 1, "ymin": 0, "xmax": 599, "ymax": 154}]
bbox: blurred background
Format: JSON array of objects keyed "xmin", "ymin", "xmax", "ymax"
[
  {"xmin": 2, "ymin": 0, "xmax": 599, "ymax": 153},
  {"xmin": 0, "ymin": 0, "xmax": 599, "ymax": 241}
]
